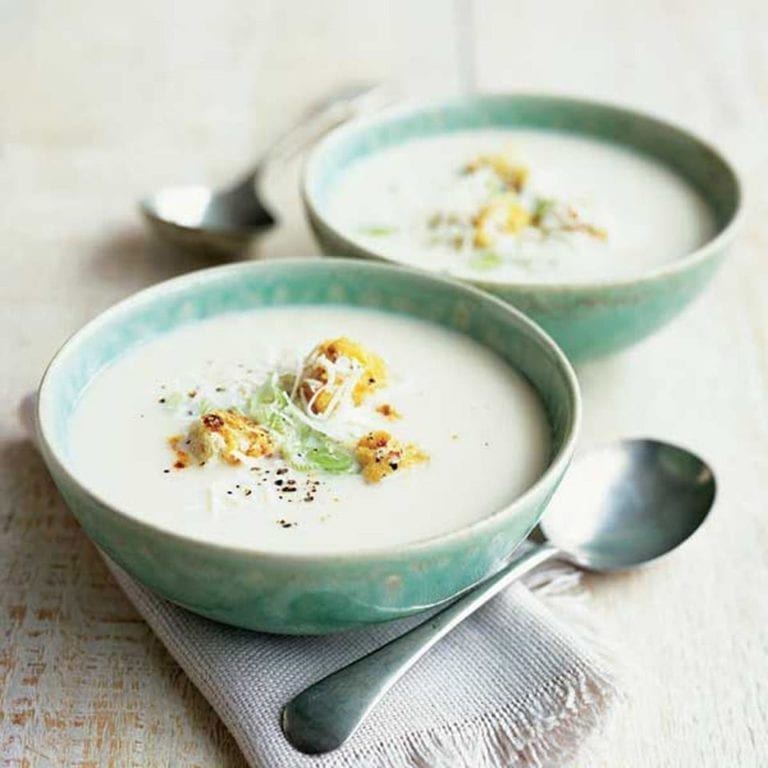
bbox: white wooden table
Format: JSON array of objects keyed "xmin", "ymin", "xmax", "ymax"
[{"xmin": 2, "ymin": 1, "xmax": 767, "ymax": 764}]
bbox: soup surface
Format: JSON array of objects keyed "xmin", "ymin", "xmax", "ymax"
[
  {"xmin": 69, "ymin": 306, "xmax": 550, "ymax": 552},
  {"xmin": 324, "ymin": 129, "xmax": 716, "ymax": 284}
]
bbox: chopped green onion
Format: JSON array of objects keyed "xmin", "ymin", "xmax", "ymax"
[
  {"xmin": 469, "ymin": 251, "xmax": 503, "ymax": 272},
  {"xmin": 532, "ymin": 197, "xmax": 555, "ymax": 224},
  {"xmin": 360, "ymin": 225, "xmax": 396, "ymax": 237},
  {"xmin": 247, "ymin": 379, "xmax": 358, "ymax": 475},
  {"xmin": 284, "ymin": 435, "xmax": 357, "ymax": 474},
  {"xmin": 163, "ymin": 392, "xmax": 184, "ymax": 409},
  {"xmin": 304, "ymin": 440, "xmax": 357, "ymax": 474}
]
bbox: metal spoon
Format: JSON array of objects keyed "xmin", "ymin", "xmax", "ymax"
[
  {"xmin": 140, "ymin": 82, "xmax": 387, "ymax": 258},
  {"xmin": 281, "ymin": 438, "xmax": 715, "ymax": 755}
]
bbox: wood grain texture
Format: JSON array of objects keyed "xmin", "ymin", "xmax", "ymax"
[{"xmin": 1, "ymin": 0, "xmax": 766, "ymax": 765}]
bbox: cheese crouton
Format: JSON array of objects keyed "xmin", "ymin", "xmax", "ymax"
[
  {"xmin": 473, "ymin": 193, "xmax": 531, "ymax": 248},
  {"xmin": 300, "ymin": 337, "xmax": 387, "ymax": 414},
  {"xmin": 355, "ymin": 430, "xmax": 428, "ymax": 483},
  {"xmin": 465, "ymin": 148, "xmax": 529, "ymax": 192},
  {"xmin": 188, "ymin": 410, "xmax": 274, "ymax": 466}
]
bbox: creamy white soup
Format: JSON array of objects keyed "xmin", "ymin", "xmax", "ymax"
[
  {"xmin": 325, "ymin": 130, "xmax": 715, "ymax": 284},
  {"xmin": 69, "ymin": 306, "xmax": 550, "ymax": 553}
]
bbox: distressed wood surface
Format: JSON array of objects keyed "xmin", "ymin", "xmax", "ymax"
[{"xmin": 1, "ymin": 0, "xmax": 767, "ymax": 765}]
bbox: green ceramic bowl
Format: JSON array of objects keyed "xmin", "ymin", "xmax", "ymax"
[
  {"xmin": 36, "ymin": 259, "xmax": 579, "ymax": 635},
  {"xmin": 303, "ymin": 94, "xmax": 743, "ymax": 361}
]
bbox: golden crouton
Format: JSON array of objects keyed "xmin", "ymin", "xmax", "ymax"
[
  {"xmin": 465, "ymin": 148, "xmax": 529, "ymax": 192},
  {"xmin": 187, "ymin": 410, "xmax": 274, "ymax": 466},
  {"xmin": 168, "ymin": 435, "xmax": 192, "ymax": 469},
  {"xmin": 355, "ymin": 430, "xmax": 428, "ymax": 484},
  {"xmin": 376, "ymin": 403, "xmax": 401, "ymax": 420},
  {"xmin": 301, "ymin": 337, "xmax": 387, "ymax": 414},
  {"xmin": 472, "ymin": 193, "xmax": 531, "ymax": 248}
]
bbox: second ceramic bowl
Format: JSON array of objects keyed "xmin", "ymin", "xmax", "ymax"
[{"xmin": 303, "ymin": 94, "xmax": 742, "ymax": 361}]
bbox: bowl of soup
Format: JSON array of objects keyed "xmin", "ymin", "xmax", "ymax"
[
  {"xmin": 36, "ymin": 259, "xmax": 579, "ymax": 634},
  {"xmin": 303, "ymin": 94, "xmax": 742, "ymax": 360}
]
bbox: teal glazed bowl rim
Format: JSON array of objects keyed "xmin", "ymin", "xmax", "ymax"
[
  {"xmin": 36, "ymin": 257, "xmax": 581, "ymax": 565},
  {"xmin": 302, "ymin": 92, "xmax": 744, "ymax": 294}
]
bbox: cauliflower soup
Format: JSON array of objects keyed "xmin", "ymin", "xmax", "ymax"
[
  {"xmin": 69, "ymin": 305, "xmax": 550, "ymax": 553},
  {"xmin": 325, "ymin": 129, "xmax": 715, "ymax": 284}
]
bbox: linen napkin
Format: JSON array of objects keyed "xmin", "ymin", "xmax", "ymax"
[{"xmin": 22, "ymin": 394, "xmax": 616, "ymax": 768}]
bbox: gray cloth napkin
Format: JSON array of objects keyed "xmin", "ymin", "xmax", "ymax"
[
  {"xmin": 105, "ymin": 557, "xmax": 615, "ymax": 768},
  {"xmin": 22, "ymin": 395, "xmax": 615, "ymax": 767}
]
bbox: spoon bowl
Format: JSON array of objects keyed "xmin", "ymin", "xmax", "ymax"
[
  {"xmin": 540, "ymin": 438, "xmax": 715, "ymax": 571},
  {"xmin": 143, "ymin": 184, "xmax": 275, "ymax": 231},
  {"xmin": 141, "ymin": 83, "xmax": 388, "ymax": 258},
  {"xmin": 140, "ymin": 184, "xmax": 276, "ymax": 258}
]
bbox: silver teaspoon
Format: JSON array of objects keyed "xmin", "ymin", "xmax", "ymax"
[
  {"xmin": 140, "ymin": 82, "xmax": 387, "ymax": 258},
  {"xmin": 281, "ymin": 438, "xmax": 715, "ymax": 755}
]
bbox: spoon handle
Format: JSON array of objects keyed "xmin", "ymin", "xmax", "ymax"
[
  {"xmin": 265, "ymin": 82, "xmax": 390, "ymax": 164},
  {"xmin": 225, "ymin": 82, "xmax": 389, "ymax": 203},
  {"xmin": 281, "ymin": 542, "xmax": 559, "ymax": 755}
]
